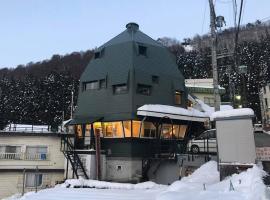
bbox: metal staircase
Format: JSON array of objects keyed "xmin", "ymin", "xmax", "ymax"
[{"xmin": 61, "ymin": 135, "xmax": 89, "ymax": 179}]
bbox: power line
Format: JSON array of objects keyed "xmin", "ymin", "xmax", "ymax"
[{"xmin": 201, "ymin": 0, "xmax": 208, "ymax": 34}]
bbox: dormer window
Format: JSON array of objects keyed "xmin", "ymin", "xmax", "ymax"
[
  {"xmin": 138, "ymin": 45, "xmax": 147, "ymax": 56},
  {"xmin": 94, "ymin": 52, "xmax": 101, "ymax": 59},
  {"xmin": 174, "ymin": 91, "xmax": 182, "ymax": 105},
  {"xmin": 94, "ymin": 48, "xmax": 105, "ymax": 59},
  {"xmin": 84, "ymin": 81, "xmax": 99, "ymax": 90}
]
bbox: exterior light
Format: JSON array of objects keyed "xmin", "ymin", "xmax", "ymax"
[
  {"xmin": 235, "ymin": 95, "xmax": 241, "ymax": 100},
  {"xmin": 238, "ymin": 105, "xmax": 242, "ymax": 108}
]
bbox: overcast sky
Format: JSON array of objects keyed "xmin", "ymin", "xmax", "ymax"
[{"xmin": 0, "ymin": 0, "xmax": 269, "ymax": 68}]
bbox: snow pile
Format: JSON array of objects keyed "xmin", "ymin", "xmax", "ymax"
[
  {"xmin": 210, "ymin": 108, "xmax": 254, "ymax": 121},
  {"xmin": 8, "ymin": 161, "xmax": 269, "ymax": 200},
  {"xmin": 138, "ymin": 104, "xmax": 208, "ymax": 118},
  {"xmin": 158, "ymin": 161, "xmax": 269, "ymax": 200},
  {"xmin": 62, "ymin": 179, "xmax": 164, "ymax": 190},
  {"xmin": 168, "ymin": 161, "xmax": 219, "ymax": 192}
]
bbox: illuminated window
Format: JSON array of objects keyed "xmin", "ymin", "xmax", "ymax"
[
  {"xmin": 113, "ymin": 84, "xmax": 128, "ymax": 95},
  {"xmin": 103, "ymin": 122, "xmax": 124, "ymax": 138},
  {"xmin": 132, "ymin": 120, "xmax": 141, "ymax": 137},
  {"xmin": 137, "ymin": 84, "xmax": 152, "ymax": 95},
  {"xmin": 141, "ymin": 122, "xmax": 156, "ymax": 138},
  {"xmin": 160, "ymin": 124, "xmax": 187, "ymax": 139},
  {"xmin": 174, "ymin": 91, "xmax": 182, "ymax": 105},
  {"xmin": 123, "ymin": 121, "xmax": 132, "ymax": 137},
  {"xmin": 75, "ymin": 125, "xmax": 83, "ymax": 137}
]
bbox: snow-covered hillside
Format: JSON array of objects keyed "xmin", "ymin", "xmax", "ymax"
[{"xmin": 6, "ymin": 161, "xmax": 269, "ymax": 200}]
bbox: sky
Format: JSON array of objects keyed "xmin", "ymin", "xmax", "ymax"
[{"xmin": 0, "ymin": 0, "xmax": 270, "ymax": 68}]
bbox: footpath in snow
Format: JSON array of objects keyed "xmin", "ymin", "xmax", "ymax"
[{"xmin": 6, "ymin": 161, "xmax": 270, "ymax": 200}]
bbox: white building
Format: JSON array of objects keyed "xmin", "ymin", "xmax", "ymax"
[
  {"xmin": 185, "ymin": 79, "xmax": 226, "ymax": 107},
  {"xmin": 0, "ymin": 125, "xmax": 65, "ymax": 199}
]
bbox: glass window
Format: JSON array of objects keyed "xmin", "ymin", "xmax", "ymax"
[
  {"xmin": 25, "ymin": 146, "xmax": 48, "ymax": 160},
  {"xmin": 84, "ymin": 81, "xmax": 99, "ymax": 90},
  {"xmin": 123, "ymin": 121, "xmax": 132, "ymax": 137},
  {"xmin": 161, "ymin": 124, "xmax": 173, "ymax": 139},
  {"xmin": 100, "ymin": 79, "xmax": 106, "ymax": 89},
  {"xmin": 5, "ymin": 146, "xmax": 21, "ymax": 153},
  {"xmin": 137, "ymin": 84, "xmax": 152, "ymax": 95},
  {"xmin": 179, "ymin": 125, "xmax": 187, "ymax": 138},
  {"xmin": 152, "ymin": 76, "xmax": 159, "ymax": 84},
  {"xmin": 132, "ymin": 121, "xmax": 141, "ymax": 137},
  {"xmin": 141, "ymin": 122, "xmax": 156, "ymax": 138},
  {"xmin": 161, "ymin": 124, "xmax": 187, "ymax": 139},
  {"xmin": 138, "ymin": 45, "xmax": 147, "ymax": 56},
  {"xmin": 75, "ymin": 125, "xmax": 83, "ymax": 137},
  {"xmin": 265, "ymin": 98, "xmax": 268, "ymax": 107},
  {"xmin": 113, "ymin": 84, "xmax": 128, "ymax": 94},
  {"xmin": 174, "ymin": 91, "xmax": 182, "ymax": 105},
  {"xmin": 103, "ymin": 122, "xmax": 124, "ymax": 138},
  {"xmin": 26, "ymin": 173, "xmax": 43, "ymax": 188},
  {"xmin": 94, "ymin": 52, "xmax": 101, "ymax": 59}
]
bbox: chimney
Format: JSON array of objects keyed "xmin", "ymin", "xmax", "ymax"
[{"xmin": 126, "ymin": 22, "xmax": 139, "ymax": 32}]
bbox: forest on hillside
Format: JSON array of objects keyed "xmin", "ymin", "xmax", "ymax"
[{"xmin": 0, "ymin": 21, "xmax": 269, "ymax": 128}]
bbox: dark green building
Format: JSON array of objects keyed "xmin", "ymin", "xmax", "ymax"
[{"xmin": 62, "ymin": 23, "xmax": 207, "ymax": 183}]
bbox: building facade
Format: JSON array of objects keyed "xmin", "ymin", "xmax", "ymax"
[
  {"xmin": 185, "ymin": 79, "xmax": 226, "ymax": 107},
  {"xmin": 63, "ymin": 23, "xmax": 207, "ymax": 183},
  {"xmin": 0, "ymin": 128, "xmax": 64, "ymax": 199}
]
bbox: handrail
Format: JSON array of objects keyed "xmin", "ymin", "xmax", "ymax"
[{"xmin": 0, "ymin": 152, "xmax": 49, "ymax": 160}]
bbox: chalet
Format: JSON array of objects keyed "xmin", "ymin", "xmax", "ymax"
[{"xmin": 62, "ymin": 23, "xmax": 208, "ymax": 183}]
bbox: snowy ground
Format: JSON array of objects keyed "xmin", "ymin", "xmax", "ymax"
[{"xmin": 5, "ymin": 161, "xmax": 270, "ymax": 200}]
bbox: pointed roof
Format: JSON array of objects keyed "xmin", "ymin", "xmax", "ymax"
[{"xmin": 98, "ymin": 22, "xmax": 163, "ymax": 49}]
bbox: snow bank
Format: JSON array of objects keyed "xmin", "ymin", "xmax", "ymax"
[
  {"xmin": 158, "ymin": 161, "xmax": 269, "ymax": 200},
  {"xmin": 210, "ymin": 108, "xmax": 254, "ymax": 121},
  {"xmin": 138, "ymin": 104, "xmax": 208, "ymax": 118},
  {"xmin": 62, "ymin": 179, "xmax": 164, "ymax": 190},
  {"xmin": 168, "ymin": 161, "xmax": 219, "ymax": 192}
]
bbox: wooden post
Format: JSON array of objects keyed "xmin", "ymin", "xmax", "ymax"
[{"xmin": 95, "ymin": 129, "xmax": 101, "ymax": 180}]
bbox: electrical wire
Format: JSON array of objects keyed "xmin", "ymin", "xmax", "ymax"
[
  {"xmin": 201, "ymin": 0, "xmax": 208, "ymax": 34},
  {"xmin": 234, "ymin": 0, "xmax": 244, "ymax": 67}
]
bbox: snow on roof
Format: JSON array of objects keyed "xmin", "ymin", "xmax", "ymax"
[
  {"xmin": 3, "ymin": 124, "xmax": 51, "ymax": 133},
  {"xmin": 210, "ymin": 108, "xmax": 254, "ymax": 121},
  {"xmin": 138, "ymin": 104, "xmax": 208, "ymax": 118}
]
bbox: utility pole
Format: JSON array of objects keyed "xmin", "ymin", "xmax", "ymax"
[{"xmin": 209, "ymin": 0, "xmax": 220, "ymax": 111}]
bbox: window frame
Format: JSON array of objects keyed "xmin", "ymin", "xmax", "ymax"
[
  {"xmin": 83, "ymin": 80, "xmax": 99, "ymax": 91},
  {"xmin": 113, "ymin": 84, "xmax": 128, "ymax": 95},
  {"xmin": 138, "ymin": 45, "xmax": 147, "ymax": 56},
  {"xmin": 152, "ymin": 75, "xmax": 159, "ymax": 84},
  {"xmin": 174, "ymin": 90, "xmax": 182, "ymax": 105},
  {"xmin": 136, "ymin": 84, "xmax": 152, "ymax": 96},
  {"xmin": 25, "ymin": 173, "xmax": 43, "ymax": 188}
]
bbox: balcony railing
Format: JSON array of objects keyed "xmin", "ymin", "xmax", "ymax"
[
  {"xmin": 0, "ymin": 153, "xmax": 49, "ymax": 161},
  {"xmin": 25, "ymin": 153, "xmax": 49, "ymax": 161},
  {"xmin": 0, "ymin": 153, "xmax": 23, "ymax": 160}
]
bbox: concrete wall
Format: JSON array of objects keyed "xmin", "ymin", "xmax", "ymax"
[
  {"xmin": 106, "ymin": 157, "xmax": 142, "ymax": 182},
  {"xmin": 0, "ymin": 172, "xmax": 63, "ymax": 199}
]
